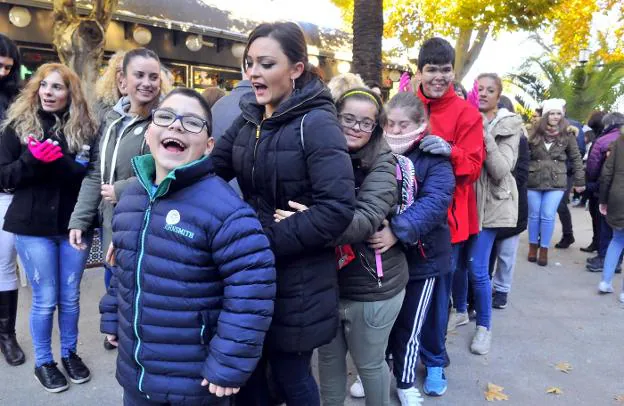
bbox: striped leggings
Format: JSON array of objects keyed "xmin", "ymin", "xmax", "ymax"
[{"xmin": 388, "ymin": 277, "xmax": 436, "ymax": 388}]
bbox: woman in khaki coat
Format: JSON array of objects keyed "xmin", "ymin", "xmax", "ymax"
[
  {"xmin": 453, "ymin": 73, "xmax": 521, "ymax": 356},
  {"xmin": 526, "ymin": 99, "xmax": 584, "ymax": 266}
]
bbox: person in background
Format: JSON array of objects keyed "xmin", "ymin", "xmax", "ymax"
[
  {"xmin": 0, "ymin": 63, "xmax": 98, "ymax": 392},
  {"xmin": 327, "ymin": 72, "xmax": 366, "ymax": 102},
  {"xmin": 488, "ymin": 96, "xmax": 529, "ymax": 309},
  {"xmin": 554, "ymin": 100, "xmax": 584, "ymax": 249},
  {"xmin": 68, "ymin": 48, "xmax": 162, "ymax": 350},
  {"xmin": 100, "ymin": 88, "xmax": 276, "ymax": 406},
  {"xmin": 526, "ymin": 98, "xmax": 584, "ymax": 266},
  {"xmin": 597, "ymin": 129, "xmax": 624, "ymax": 301},
  {"xmin": 0, "ymin": 33, "xmax": 25, "ymax": 367},
  {"xmin": 201, "ymin": 86, "xmax": 226, "ymax": 109},
  {"xmin": 366, "ymin": 81, "xmax": 384, "ymax": 101},
  {"xmin": 414, "ymin": 37, "xmax": 485, "ymax": 400},
  {"xmin": 582, "ymin": 111, "xmax": 607, "ymax": 254},
  {"xmin": 212, "ymin": 22, "xmax": 355, "ymax": 405},
  {"xmin": 452, "ymin": 73, "xmax": 520, "ymax": 354},
  {"xmin": 453, "ymin": 81, "xmax": 467, "ymax": 100},
  {"xmin": 93, "ymin": 51, "xmax": 127, "ymax": 123},
  {"xmin": 585, "ymin": 113, "xmax": 624, "ymax": 273}
]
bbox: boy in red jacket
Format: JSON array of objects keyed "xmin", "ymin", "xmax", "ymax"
[{"xmin": 416, "ymin": 38, "xmax": 485, "ymax": 398}]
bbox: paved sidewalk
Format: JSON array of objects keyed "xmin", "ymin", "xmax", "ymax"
[{"xmin": 1, "ymin": 208, "xmax": 623, "ymax": 405}]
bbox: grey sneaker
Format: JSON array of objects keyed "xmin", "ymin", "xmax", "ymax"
[
  {"xmin": 470, "ymin": 326, "xmax": 491, "ymax": 355},
  {"xmin": 447, "ymin": 310, "xmax": 469, "ymax": 332}
]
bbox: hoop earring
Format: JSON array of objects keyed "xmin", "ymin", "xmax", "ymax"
[{"xmin": 292, "ymin": 78, "xmax": 296, "ymax": 90}]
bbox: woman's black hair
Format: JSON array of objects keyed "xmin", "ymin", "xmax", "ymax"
[
  {"xmin": 243, "ymin": 22, "xmax": 322, "ymax": 89},
  {"xmin": 0, "ymin": 33, "xmax": 22, "ymax": 100},
  {"xmin": 498, "ymin": 95, "xmax": 515, "ymax": 113},
  {"xmin": 453, "ymin": 81, "xmax": 467, "ymax": 99},
  {"xmin": 122, "ymin": 47, "xmax": 160, "ymax": 74},
  {"xmin": 159, "ymin": 88, "xmax": 213, "ymax": 137}
]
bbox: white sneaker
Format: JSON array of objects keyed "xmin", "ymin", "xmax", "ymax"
[
  {"xmin": 349, "ymin": 375, "xmax": 365, "ymax": 398},
  {"xmin": 397, "ymin": 387, "xmax": 424, "ymax": 406},
  {"xmin": 599, "ymin": 281, "xmax": 614, "ymax": 294},
  {"xmin": 470, "ymin": 326, "xmax": 491, "ymax": 355},
  {"xmin": 619, "ymin": 292, "xmax": 624, "ymax": 304},
  {"xmin": 447, "ymin": 310, "xmax": 469, "ymax": 332}
]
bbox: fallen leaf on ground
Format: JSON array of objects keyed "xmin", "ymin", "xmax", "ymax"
[
  {"xmin": 485, "ymin": 383, "xmax": 509, "ymax": 401},
  {"xmin": 615, "ymin": 394, "xmax": 624, "ymax": 402},
  {"xmin": 546, "ymin": 387, "xmax": 563, "ymax": 395},
  {"xmin": 555, "ymin": 362, "xmax": 573, "ymax": 373}
]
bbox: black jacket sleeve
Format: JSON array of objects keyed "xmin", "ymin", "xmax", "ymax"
[
  {"xmin": 0, "ymin": 127, "xmax": 41, "ymax": 190},
  {"xmin": 264, "ymin": 110, "xmax": 356, "ymax": 257},
  {"xmin": 212, "ymin": 116, "xmax": 247, "ymax": 182}
]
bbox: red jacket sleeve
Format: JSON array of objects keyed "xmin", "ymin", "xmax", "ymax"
[{"xmin": 449, "ymin": 109, "xmax": 485, "ymax": 185}]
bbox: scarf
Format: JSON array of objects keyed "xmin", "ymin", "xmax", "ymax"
[
  {"xmin": 383, "ymin": 123, "xmax": 428, "ymax": 155},
  {"xmin": 544, "ymin": 125, "xmax": 560, "ymax": 144}
]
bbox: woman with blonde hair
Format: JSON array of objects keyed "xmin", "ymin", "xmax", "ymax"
[
  {"xmin": 327, "ymin": 72, "xmax": 366, "ymax": 102},
  {"xmin": 0, "ymin": 63, "xmax": 97, "ymax": 392},
  {"xmin": 93, "ymin": 51, "xmax": 126, "ymax": 122}
]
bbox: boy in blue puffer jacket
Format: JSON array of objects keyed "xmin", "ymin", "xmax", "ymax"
[{"xmin": 100, "ymin": 88, "xmax": 276, "ymax": 406}]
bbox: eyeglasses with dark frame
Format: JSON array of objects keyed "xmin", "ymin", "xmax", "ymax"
[
  {"xmin": 338, "ymin": 113, "xmax": 376, "ymax": 133},
  {"xmin": 152, "ymin": 108, "xmax": 209, "ymax": 134}
]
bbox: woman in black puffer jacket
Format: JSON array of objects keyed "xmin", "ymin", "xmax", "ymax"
[{"xmin": 211, "ymin": 22, "xmax": 355, "ymax": 405}]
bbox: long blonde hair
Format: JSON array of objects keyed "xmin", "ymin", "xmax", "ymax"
[
  {"xmin": 1, "ymin": 63, "xmax": 97, "ymax": 153},
  {"xmin": 95, "ymin": 51, "xmax": 126, "ymax": 107}
]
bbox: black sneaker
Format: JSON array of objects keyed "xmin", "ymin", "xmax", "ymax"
[
  {"xmin": 103, "ymin": 336, "xmax": 116, "ymax": 351},
  {"xmin": 34, "ymin": 362, "xmax": 69, "ymax": 393},
  {"xmin": 492, "ymin": 291, "xmax": 508, "ymax": 309},
  {"xmin": 586, "ymin": 256, "xmax": 604, "ymax": 272},
  {"xmin": 61, "ymin": 352, "xmax": 91, "ymax": 384}
]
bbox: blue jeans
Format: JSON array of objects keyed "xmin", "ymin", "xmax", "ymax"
[
  {"xmin": 453, "ymin": 231, "xmax": 494, "ymax": 329},
  {"xmin": 603, "ymin": 229, "xmax": 624, "ymax": 285},
  {"xmin": 528, "ymin": 190, "xmax": 565, "ymax": 248},
  {"xmin": 14, "ymin": 234, "xmax": 92, "ymax": 366}
]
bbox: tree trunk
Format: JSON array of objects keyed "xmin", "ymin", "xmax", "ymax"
[
  {"xmin": 454, "ymin": 26, "xmax": 490, "ymax": 81},
  {"xmin": 352, "ymin": 0, "xmax": 383, "ymax": 85},
  {"xmin": 52, "ymin": 0, "xmax": 118, "ymax": 103}
]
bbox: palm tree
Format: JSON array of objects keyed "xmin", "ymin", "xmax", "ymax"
[
  {"xmin": 508, "ymin": 53, "xmax": 624, "ymax": 122},
  {"xmin": 352, "ymin": 0, "xmax": 383, "ymax": 84}
]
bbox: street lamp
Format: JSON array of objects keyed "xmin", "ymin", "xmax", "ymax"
[
  {"xmin": 579, "ymin": 48, "xmax": 590, "ymax": 65},
  {"xmin": 133, "ymin": 26, "xmax": 152, "ymax": 46},
  {"xmin": 186, "ymin": 35, "xmax": 215, "ymax": 52},
  {"xmin": 8, "ymin": 6, "xmax": 31, "ymax": 28}
]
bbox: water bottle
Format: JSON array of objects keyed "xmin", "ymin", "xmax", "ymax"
[{"xmin": 75, "ymin": 145, "xmax": 91, "ymax": 167}]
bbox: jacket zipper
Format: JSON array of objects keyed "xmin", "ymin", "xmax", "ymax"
[
  {"xmin": 247, "ymin": 88, "xmax": 325, "ymax": 192},
  {"xmin": 133, "ymin": 201, "xmax": 152, "ymax": 394}
]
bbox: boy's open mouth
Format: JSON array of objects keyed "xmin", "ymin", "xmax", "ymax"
[{"xmin": 161, "ymin": 138, "xmax": 187, "ymax": 153}]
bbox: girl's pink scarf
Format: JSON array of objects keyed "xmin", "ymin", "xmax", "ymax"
[{"xmin": 384, "ymin": 123, "xmax": 428, "ymax": 155}]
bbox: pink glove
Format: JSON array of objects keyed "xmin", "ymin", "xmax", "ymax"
[
  {"xmin": 28, "ymin": 137, "xmax": 63, "ymax": 163},
  {"xmin": 467, "ymin": 79, "xmax": 479, "ymax": 109}
]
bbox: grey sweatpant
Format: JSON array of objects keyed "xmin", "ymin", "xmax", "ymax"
[{"xmin": 318, "ymin": 290, "xmax": 405, "ymax": 406}]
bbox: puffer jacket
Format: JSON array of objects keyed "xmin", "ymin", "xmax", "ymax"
[
  {"xmin": 100, "ymin": 155, "xmax": 276, "ymax": 404},
  {"xmin": 527, "ymin": 127, "xmax": 584, "ymax": 190},
  {"xmin": 586, "ymin": 125, "xmax": 621, "ymax": 183},
  {"xmin": 599, "ymin": 132, "xmax": 624, "ymax": 230},
  {"xmin": 211, "ymin": 78, "xmax": 356, "ymax": 353},
  {"xmin": 333, "ymin": 138, "xmax": 408, "ymax": 302},
  {"xmin": 69, "ymin": 96, "xmax": 151, "ymax": 250},
  {"xmin": 476, "ymin": 109, "xmax": 521, "ymax": 229},
  {"xmin": 390, "ymin": 139, "xmax": 455, "ymax": 279}
]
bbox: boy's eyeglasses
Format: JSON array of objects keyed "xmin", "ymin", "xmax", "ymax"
[
  {"xmin": 338, "ymin": 114, "xmax": 376, "ymax": 133},
  {"xmin": 152, "ymin": 109, "xmax": 209, "ymax": 134}
]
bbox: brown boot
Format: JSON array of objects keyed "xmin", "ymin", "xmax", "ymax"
[
  {"xmin": 538, "ymin": 247, "xmax": 548, "ymax": 266},
  {"xmin": 528, "ymin": 243, "xmax": 538, "ymax": 262}
]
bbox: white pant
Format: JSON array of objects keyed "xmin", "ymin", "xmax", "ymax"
[
  {"xmin": 492, "ymin": 234, "xmax": 521, "ymax": 294},
  {"xmin": 0, "ymin": 193, "xmax": 18, "ymax": 291}
]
